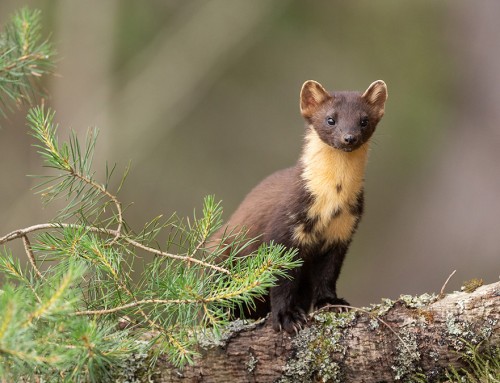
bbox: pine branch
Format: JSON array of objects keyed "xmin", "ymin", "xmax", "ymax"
[
  {"xmin": 0, "ymin": 9, "xmax": 302, "ymax": 377},
  {"xmin": 0, "ymin": 264, "xmax": 143, "ymax": 381},
  {"xmin": 22, "ymin": 264, "xmax": 79, "ymax": 327},
  {"xmin": 0, "ymin": 103, "xmax": 301, "ymax": 377},
  {"xmin": 0, "ymin": 222, "xmax": 231, "ymax": 275},
  {"xmin": 21, "ymin": 235, "xmax": 44, "ymax": 280},
  {"xmin": 0, "ymin": 8, "xmax": 54, "ymax": 116}
]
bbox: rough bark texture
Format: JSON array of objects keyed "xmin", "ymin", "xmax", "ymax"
[{"xmin": 152, "ymin": 281, "xmax": 499, "ymax": 383}]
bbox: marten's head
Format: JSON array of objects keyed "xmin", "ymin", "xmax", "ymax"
[{"xmin": 300, "ymin": 80, "xmax": 387, "ymax": 152}]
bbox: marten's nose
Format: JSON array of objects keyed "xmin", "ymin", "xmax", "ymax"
[{"xmin": 343, "ymin": 134, "xmax": 358, "ymax": 145}]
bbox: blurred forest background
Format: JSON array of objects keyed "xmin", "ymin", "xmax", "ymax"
[{"xmin": 1, "ymin": 0, "xmax": 499, "ymax": 306}]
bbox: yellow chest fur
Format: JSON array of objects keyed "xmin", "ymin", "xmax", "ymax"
[{"xmin": 293, "ymin": 129, "xmax": 369, "ymax": 246}]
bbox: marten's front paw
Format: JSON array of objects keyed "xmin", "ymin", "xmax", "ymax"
[
  {"xmin": 272, "ymin": 307, "xmax": 308, "ymax": 334},
  {"xmin": 314, "ymin": 297, "xmax": 351, "ymax": 312}
]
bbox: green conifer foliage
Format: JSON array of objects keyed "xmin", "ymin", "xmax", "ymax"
[
  {"xmin": 0, "ymin": 9, "xmax": 300, "ymax": 381},
  {"xmin": 0, "ymin": 7, "xmax": 54, "ymax": 116}
]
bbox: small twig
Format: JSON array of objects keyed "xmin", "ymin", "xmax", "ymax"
[
  {"xmin": 188, "ymin": 239, "xmax": 207, "ymax": 267},
  {"xmin": 120, "ymin": 237, "xmax": 230, "ymax": 275},
  {"xmin": 75, "ymin": 282, "xmax": 261, "ymax": 317},
  {"xmin": 102, "ymin": 270, "xmax": 193, "ymax": 358},
  {"xmin": 440, "ymin": 269, "xmax": 457, "ymax": 296},
  {"xmin": 74, "ymin": 298, "xmax": 198, "ymax": 316},
  {"xmin": 0, "ymin": 223, "xmax": 109, "ymax": 244},
  {"xmin": 35, "ymin": 117, "xmax": 123, "ymax": 245},
  {"xmin": 0, "ymin": 223, "xmax": 230, "ymax": 275},
  {"xmin": 21, "ymin": 235, "xmax": 44, "ymax": 280},
  {"xmin": 70, "ymin": 172, "xmax": 123, "ymax": 245}
]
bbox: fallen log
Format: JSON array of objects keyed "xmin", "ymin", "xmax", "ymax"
[{"xmin": 154, "ymin": 281, "xmax": 499, "ymax": 383}]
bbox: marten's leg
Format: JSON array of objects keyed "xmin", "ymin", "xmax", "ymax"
[
  {"xmin": 270, "ymin": 261, "xmax": 312, "ymax": 333},
  {"xmin": 310, "ymin": 243, "xmax": 350, "ymax": 310}
]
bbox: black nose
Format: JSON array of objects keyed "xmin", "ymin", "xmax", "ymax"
[{"xmin": 343, "ymin": 134, "xmax": 358, "ymax": 145}]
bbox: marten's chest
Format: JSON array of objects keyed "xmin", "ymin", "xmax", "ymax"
[{"xmin": 292, "ymin": 131, "xmax": 368, "ymax": 248}]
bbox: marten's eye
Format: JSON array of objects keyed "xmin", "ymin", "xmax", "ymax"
[
  {"xmin": 326, "ymin": 117, "xmax": 336, "ymax": 126},
  {"xmin": 360, "ymin": 117, "xmax": 369, "ymax": 127}
]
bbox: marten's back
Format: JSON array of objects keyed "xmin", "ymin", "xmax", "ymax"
[{"xmin": 212, "ymin": 166, "xmax": 300, "ymax": 256}]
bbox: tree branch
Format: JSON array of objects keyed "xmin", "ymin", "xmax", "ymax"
[
  {"xmin": 0, "ymin": 223, "xmax": 230, "ymax": 275},
  {"xmin": 155, "ymin": 281, "xmax": 499, "ymax": 383},
  {"xmin": 21, "ymin": 234, "xmax": 44, "ymax": 280}
]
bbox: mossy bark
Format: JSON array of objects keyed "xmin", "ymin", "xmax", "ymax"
[{"xmin": 151, "ymin": 281, "xmax": 499, "ymax": 383}]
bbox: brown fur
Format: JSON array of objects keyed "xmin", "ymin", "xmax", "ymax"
[{"xmin": 213, "ymin": 80, "xmax": 388, "ymax": 333}]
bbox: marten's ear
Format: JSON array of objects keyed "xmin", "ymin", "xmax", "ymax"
[
  {"xmin": 300, "ymin": 80, "xmax": 332, "ymax": 119},
  {"xmin": 362, "ymin": 80, "xmax": 388, "ymax": 118}
]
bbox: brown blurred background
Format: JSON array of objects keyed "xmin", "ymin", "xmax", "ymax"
[{"xmin": 1, "ymin": 1, "xmax": 499, "ymax": 306}]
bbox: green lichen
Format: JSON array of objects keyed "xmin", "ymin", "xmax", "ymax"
[
  {"xmin": 384, "ymin": 292, "xmax": 444, "ymax": 382},
  {"xmin": 445, "ymin": 314, "xmax": 485, "ymax": 352},
  {"xmin": 399, "ymin": 293, "xmax": 438, "ymax": 309},
  {"xmin": 480, "ymin": 316, "xmax": 498, "ymax": 339},
  {"xmin": 364, "ymin": 295, "xmax": 430, "ymax": 382},
  {"xmin": 197, "ymin": 318, "xmax": 254, "ymax": 349},
  {"xmin": 368, "ymin": 317, "xmax": 380, "ymax": 330},
  {"xmin": 279, "ymin": 310, "xmax": 357, "ymax": 383},
  {"xmin": 390, "ymin": 322, "xmax": 422, "ymax": 381},
  {"xmin": 456, "ymin": 299, "xmax": 466, "ymax": 314},
  {"xmin": 367, "ymin": 297, "xmax": 395, "ymax": 317},
  {"xmin": 111, "ymin": 340, "xmax": 157, "ymax": 383},
  {"xmin": 461, "ymin": 278, "xmax": 483, "ymax": 293},
  {"xmin": 246, "ymin": 353, "xmax": 258, "ymax": 373}
]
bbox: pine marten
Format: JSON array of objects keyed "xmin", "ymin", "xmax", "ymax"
[{"xmin": 214, "ymin": 80, "xmax": 387, "ymax": 333}]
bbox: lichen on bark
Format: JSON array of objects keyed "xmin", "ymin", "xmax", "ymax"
[{"xmin": 279, "ymin": 310, "xmax": 357, "ymax": 383}]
